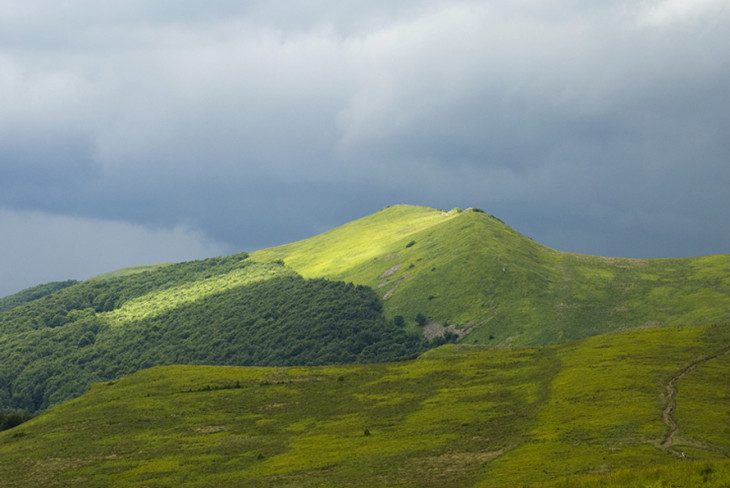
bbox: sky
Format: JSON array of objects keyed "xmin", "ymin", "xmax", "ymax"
[{"xmin": 1, "ymin": 0, "xmax": 729, "ymax": 296}]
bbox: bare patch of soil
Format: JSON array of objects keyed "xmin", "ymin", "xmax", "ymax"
[
  {"xmin": 409, "ymin": 449, "xmax": 504, "ymax": 478},
  {"xmin": 194, "ymin": 425, "xmax": 227, "ymax": 434},
  {"xmin": 423, "ymin": 321, "xmax": 471, "ymax": 341},
  {"xmin": 382, "ymin": 277, "xmax": 406, "ymax": 299},
  {"xmin": 380, "ymin": 264, "xmax": 401, "ymax": 278},
  {"xmin": 383, "ymin": 287, "xmax": 397, "ymax": 300}
]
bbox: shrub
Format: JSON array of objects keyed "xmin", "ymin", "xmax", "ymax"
[
  {"xmin": 77, "ymin": 331, "xmax": 96, "ymax": 348},
  {"xmin": 405, "ymin": 240, "xmax": 416, "ymax": 248},
  {"xmin": 443, "ymin": 331, "xmax": 459, "ymax": 343},
  {"xmin": 0, "ymin": 410, "xmax": 32, "ymax": 432}
]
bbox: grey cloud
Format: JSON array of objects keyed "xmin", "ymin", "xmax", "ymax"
[
  {"xmin": 0, "ymin": 208, "xmax": 229, "ymax": 297},
  {"xmin": 0, "ymin": 0, "xmax": 729, "ymax": 294}
]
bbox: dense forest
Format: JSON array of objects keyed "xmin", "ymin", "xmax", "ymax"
[
  {"xmin": 0, "ymin": 280, "xmax": 78, "ymax": 313},
  {"xmin": 0, "ymin": 254, "xmax": 253, "ymax": 334},
  {"xmin": 0, "ymin": 255, "xmax": 428, "ymax": 418}
]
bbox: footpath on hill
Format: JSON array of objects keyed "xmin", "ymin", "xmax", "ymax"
[{"xmin": 660, "ymin": 344, "xmax": 730, "ymax": 455}]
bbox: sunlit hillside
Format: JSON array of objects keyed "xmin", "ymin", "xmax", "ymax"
[
  {"xmin": 1, "ymin": 323, "xmax": 727, "ymax": 487},
  {"xmin": 254, "ymin": 204, "xmax": 730, "ymax": 346}
]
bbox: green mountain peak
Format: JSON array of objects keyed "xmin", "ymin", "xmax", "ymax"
[{"xmin": 253, "ymin": 204, "xmax": 730, "ymax": 346}]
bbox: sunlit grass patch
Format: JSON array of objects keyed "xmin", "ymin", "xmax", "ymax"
[{"xmin": 252, "ymin": 205, "xmax": 730, "ymax": 346}]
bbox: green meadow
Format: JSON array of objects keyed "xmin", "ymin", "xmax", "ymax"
[
  {"xmin": 254, "ymin": 205, "xmax": 730, "ymax": 345},
  {"xmin": 0, "ymin": 323, "xmax": 727, "ymax": 487}
]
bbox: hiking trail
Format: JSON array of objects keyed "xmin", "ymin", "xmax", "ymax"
[{"xmin": 660, "ymin": 345, "xmax": 730, "ymax": 455}]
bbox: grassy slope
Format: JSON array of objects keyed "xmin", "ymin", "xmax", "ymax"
[
  {"xmin": 0, "ymin": 323, "xmax": 727, "ymax": 487},
  {"xmin": 253, "ymin": 205, "xmax": 730, "ymax": 346}
]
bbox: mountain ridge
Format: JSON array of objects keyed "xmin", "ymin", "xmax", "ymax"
[
  {"xmin": 0, "ymin": 204, "xmax": 728, "ymax": 486},
  {"xmin": 252, "ymin": 204, "xmax": 730, "ymax": 345},
  {"xmin": 0, "ymin": 204, "xmax": 728, "ymax": 413}
]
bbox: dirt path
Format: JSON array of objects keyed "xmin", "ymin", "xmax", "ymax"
[{"xmin": 660, "ymin": 345, "xmax": 730, "ymax": 453}]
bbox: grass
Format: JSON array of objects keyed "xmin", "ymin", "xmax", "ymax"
[
  {"xmin": 1, "ymin": 323, "xmax": 728, "ymax": 487},
  {"xmin": 2, "ymin": 203, "xmax": 729, "ymax": 486},
  {"xmin": 252, "ymin": 204, "xmax": 730, "ymax": 346}
]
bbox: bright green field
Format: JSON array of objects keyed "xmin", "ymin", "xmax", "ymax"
[
  {"xmin": 253, "ymin": 205, "xmax": 730, "ymax": 346},
  {"xmin": 1, "ymin": 323, "xmax": 727, "ymax": 487}
]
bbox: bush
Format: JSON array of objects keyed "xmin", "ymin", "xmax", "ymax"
[
  {"xmin": 77, "ymin": 331, "xmax": 96, "ymax": 348},
  {"xmin": 428, "ymin": 331, "xmax": 459, "ymax": 347},
  {"xmin": 443, "ymin": 331, "xmax": 459, "ymax": 343},
  {"xmin": 0, "ymin": 410, "xmax": 32, "ymax": 432},
  {"xmin": 393, "ymin": 315, "xmax": 405, "ymax": 327},
  {"xmin": 405, "ymin": 240, "xmax": 416, "ymax": 248},
  {"xmin": 415, "ymin": 314, "xmax": 428, "ymax": 326}
]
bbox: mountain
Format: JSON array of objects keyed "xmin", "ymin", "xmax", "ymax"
[
  {"xmin": 1, "ymin": 203, "xmax": 729, "ymax": 486},
  {"xmin": 253, "ymin": 204, "xmax": 730, "ymax": 346},
  {"xmin": 1, "ymin": 204, "xmax": 728, "ymax": 416},
  {"xmin": 0, "ymin": 254, "xmax": 422, "ymax": 413},
  {"xmin": 1, "ymin": 323, "xmax": 727, "ymax": 487}
]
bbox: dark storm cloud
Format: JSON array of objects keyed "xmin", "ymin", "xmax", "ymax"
[
  {"xmin": 1, "ymin": 0, "xmax": 729, "ymax": 294},
  {"xmin": 0, "ymin": 209, "xmax": 228, "ymax": 297}
]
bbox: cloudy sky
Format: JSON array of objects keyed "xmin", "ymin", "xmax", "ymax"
[{"xmin": 1, "ymin": 0, "xmax": 729, "ymax": 296}]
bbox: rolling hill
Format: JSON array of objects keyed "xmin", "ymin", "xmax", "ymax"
[
  {"xmin": 1, "ymin": 204, "xmax": 728, "ymax": 417},
  {"xmin": 0, "ymin": 255, "xmax": 422, "ymax": 414},
  {"xmin": 1, "ymin": 203, "xmax": 729, "ymax": 486},
  {"xmin": 253, "ymin": 204, "xmax": 730, "ymax": 345},
  {"xmin": 0, "ymin": 323, "xmax": 727, "ymax": 487}
]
